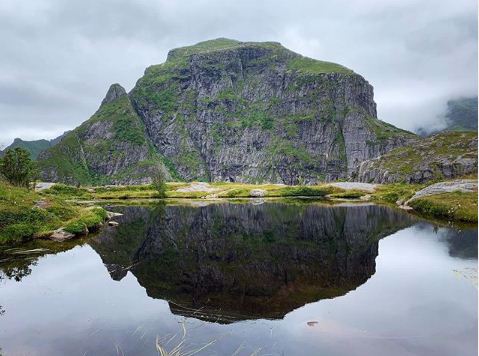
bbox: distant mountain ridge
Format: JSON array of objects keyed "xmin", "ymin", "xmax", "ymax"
[
  {"xmin": 1, "ymin": 132, "xmax": 70, "ymax": 160},
  {"xmin": 37, "ymin": 38, "xmax": 415, "ymax": 185}
]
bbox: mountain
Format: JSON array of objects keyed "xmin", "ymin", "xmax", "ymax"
[
  {"xmin": 416, "ymin": 97, "xmax": 478, "ymax": 136},
  {"xmin": 38, "ymin": 38, "xmax": 415, "ymax": 185},
  {"xmin": 444, "ymin": 97, "xmax": 477, "ymax": 131},
  {"xmin": 354, "ymin": 131, "xmax": 477, "ymax": 183},
  {"xmin": 1, "ymin": 131, "xmax": 71, "ymax": 160},
  {"xmin": 1, "ymin": 138, "xmax": 52, "ymax": 160}
]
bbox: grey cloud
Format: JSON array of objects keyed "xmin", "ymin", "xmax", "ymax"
[{"xmin": 0, "ymin": 0, "xmax": 476, "ymax": 146}]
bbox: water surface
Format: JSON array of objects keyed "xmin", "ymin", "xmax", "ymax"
[{"xmin": 0, "ymin": 202, "xmax": 477, "ymax": 355}]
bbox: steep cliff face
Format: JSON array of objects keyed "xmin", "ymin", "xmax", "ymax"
[
  {"xmin": 38, "ymin": 38, "xmax": 414, "ymax": 184},
  {"xmin": 355, "ymin": 131, "xmax": 477, "ymax": 183},
  {"xmin": 130, "ymin": 39, "xmax": 414, "ymax": 184}
]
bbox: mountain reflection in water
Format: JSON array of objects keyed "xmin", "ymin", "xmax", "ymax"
[{"xmin": 89, "ymin": 202, "xmax": 417, "ymax": 322}]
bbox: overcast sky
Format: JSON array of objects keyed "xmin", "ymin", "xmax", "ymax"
[{"xmin": 0, "ymin": 0, "xmax": 477, "ymax": 146}]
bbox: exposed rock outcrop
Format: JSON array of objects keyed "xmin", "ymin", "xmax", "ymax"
[{"xmin": 355, "ymin": 131, "xmax": 477, "ymax": 184}]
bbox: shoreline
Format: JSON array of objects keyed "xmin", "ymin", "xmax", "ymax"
[{"xmin": 1, "ymin": 180, "xmax": 477, "ymax": 245}]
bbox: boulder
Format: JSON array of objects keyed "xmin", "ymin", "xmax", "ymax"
[
  {"xmin": 250, "ymin": 189, "xmax": 266, "ymax": 197},
  {"xmin": 49, "ymin": 228, "xmax": 75, "ymax": 242}
]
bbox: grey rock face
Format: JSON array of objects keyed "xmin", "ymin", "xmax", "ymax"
[
  {"xmin": 129, "ymin": 40, "xmax": 414, "ymax": 184},
  {"xmin": 38, "ymin": 84, "xmax": 166, "ymax": 185}
]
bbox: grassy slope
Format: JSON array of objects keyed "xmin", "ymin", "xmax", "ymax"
[
  {"xmin": 0, "ymin": 181, "xmax": 107, "ymax": 244},
  {"xmin": 169, "ymin": 38, "xmax": 353, "ymax": 74}
]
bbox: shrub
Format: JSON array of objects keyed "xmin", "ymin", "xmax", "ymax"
[
  {"xmin": 0, "ymin": 147, "xmax": 37, "ymax": 188},
  {"xmin": 152, "ymin": 167, "xmax": 168, "ymax": 198}
]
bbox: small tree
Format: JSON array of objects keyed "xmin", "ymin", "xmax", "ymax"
[
  {"xmin": 152, "ymin": 165, "xmax": 167, "ymax": 198},
  {"xmin": 0, "ymin": 147, "xmax": 36, "ymax": 188}
]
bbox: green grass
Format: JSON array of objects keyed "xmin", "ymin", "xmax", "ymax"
[
  {"xmin": 4, "ymin": 178, "xmax": 475, "ymax": 244},
  {"xmin": 0, "ymin": 181, "xmax": 107, "ymax": 244},
  {"xmin": 287, "ymin": 56, "xmax": 353, "ymax": 75},
  {"xmin": 409, "ymin": 191, "xmax": 478, "ymax": 223}
]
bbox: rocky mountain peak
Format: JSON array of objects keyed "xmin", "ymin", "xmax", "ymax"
[{"xmin": 101, "ymin": 83, "xmax": 127, "ymax": 105}]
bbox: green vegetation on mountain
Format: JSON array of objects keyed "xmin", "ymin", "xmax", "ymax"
[
  {"xmin": 37, "ymin": 38, "xmax": 413, "ymax": 185},
  {"xmin": 1, "ymin": 138, "xmax": 51, "ymax": 160},
  {"xmin": 37, "ymin": 86, "xmax": 166, "ymax": 185}
]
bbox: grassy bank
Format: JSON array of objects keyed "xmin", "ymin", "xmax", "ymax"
[
  {"xmin": 409, "ymin": 191, "xmax": 477, "ymax": 223},
  {"xmin": 0, "ymin": 181, "xmax": 107, "ymax": 244}
]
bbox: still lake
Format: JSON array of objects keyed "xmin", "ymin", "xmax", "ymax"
[{"xmin": 0, "ymin": 201, "xmax": 477, "ymax": 356}]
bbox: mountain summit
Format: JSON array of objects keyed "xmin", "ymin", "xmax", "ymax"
[{"xmin": 38, "ymin": 38, "xmax": 414, "ymax": 185}]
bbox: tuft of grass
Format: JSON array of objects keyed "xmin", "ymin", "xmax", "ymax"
[
  {"xmin": 43, "ymin": 184, "xmax": 92, "ymax": 199},
  {"xmin": 409, "ymin": 191, "xmax": 477, "ymax": 223},
  {"xmin": 63, "ymin": 207, "xmax": 107, "ymax": 234}
]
